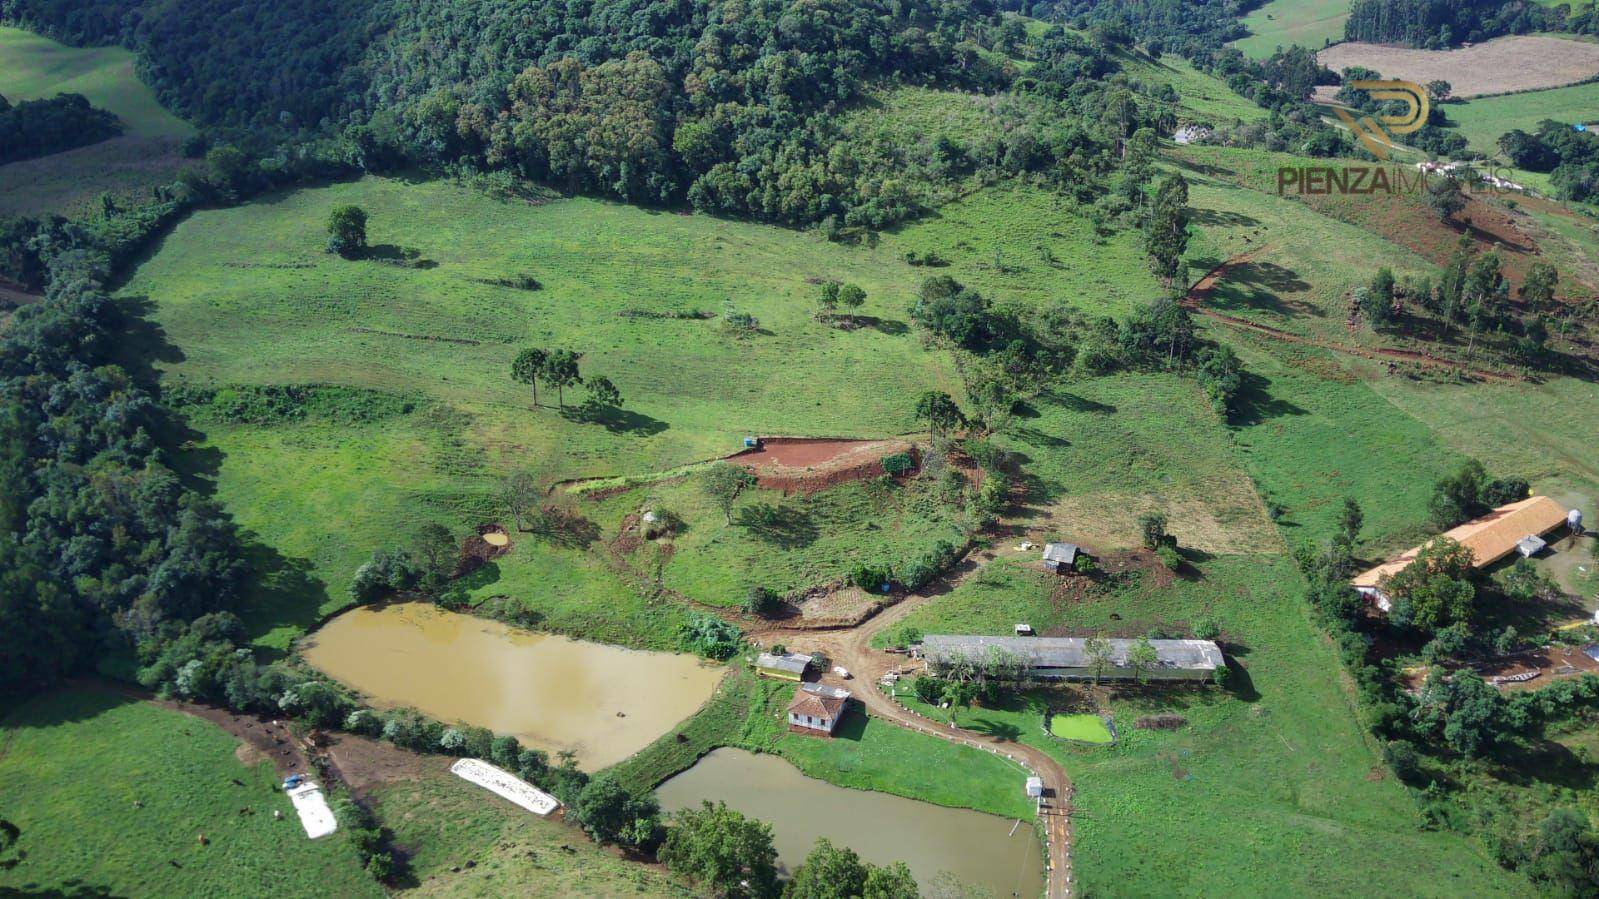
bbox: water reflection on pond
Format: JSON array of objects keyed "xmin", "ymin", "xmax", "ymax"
[
  {"xmin": 657, "ymin": 747, "xmax": 1045, "ymax": 897},
  {"xmin": 301, "ymin": 602, "xmax": 723, "ymax": 768}
]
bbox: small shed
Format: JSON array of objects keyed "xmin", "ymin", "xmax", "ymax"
[
  {"xmin": 1014, "ymin": 623, "xmax": 1035, "ymax": 636},
  {"xmin": 1517, "ymin": 534, "xmax": 1548, "ymax": 558},
  {"xmin": 787, "ymin": 683, "xmax": 850, "ymax": 735},
  {"xmin": 755, "ymin": 651, "xmax": 813, "ymax": 682},
  {"xmin": 1042, "ymin": 542, "xmax": 1080, "ymax": 573},
  {"xmin": 1025, "ymin": 776, "xmax": 1044, "ymax": 798}
]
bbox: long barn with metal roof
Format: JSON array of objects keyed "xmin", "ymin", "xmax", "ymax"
[{"xmin": 919, "ymin": 635, "xmax": 1223, "ymax": 682}]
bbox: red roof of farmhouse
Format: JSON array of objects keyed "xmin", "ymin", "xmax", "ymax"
[{"xmin": 1352, "ymin": 496, "xmax": 1569, "ymax": 589}]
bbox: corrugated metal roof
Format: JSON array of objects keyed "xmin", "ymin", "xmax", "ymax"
[
  {"xmin": 1042, "ymin": 542, "xmax": 1079, "ymax": 564},
  {"xmin": 1353, "ymin": 496, "xmax": 1569, "ymax": 589},
  {"xmin": 920, "ymin": 635, "xmax": 1222, "ymax": 671},
  {"xmin": 755, "ymin": 652, "xmax": 812, "ymax": 674}
]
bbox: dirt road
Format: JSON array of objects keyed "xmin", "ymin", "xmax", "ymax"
[{"xmin": 752, "ymin": 554, "xmax": 1075, "ymax": 898}]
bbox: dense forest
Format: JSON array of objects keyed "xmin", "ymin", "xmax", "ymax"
[
  {"xmin": 0, "ymin": 92, "xmax": 121, "ymax": 165},
  {"xmin": 1343, "ymin": 0, "xmax": 1572, "ymax": 47}
]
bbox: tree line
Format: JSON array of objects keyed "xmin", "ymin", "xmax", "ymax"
[{"xmin": 0, "ymin": 91, "xmax": 121, "ymax": 165}]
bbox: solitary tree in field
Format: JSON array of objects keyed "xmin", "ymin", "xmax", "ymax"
[
  {"xmin": 327, "ymin": 205, "xmax": 368, "ymax": 257},
  {"xmin": 1138, "ymin": 511, "xmax": 1169, "ymax": 550},
  {"xmin": 1145, "ymin": 173, "xmax": 1190, "ymax": 288},
  {"xmin": 1425, "ymin": 80, "xmax": 1452, "ymax": 102},
  {"xmin": 700, "ymin": 462, "xmax": 755, "ymax": 524},
  {"xmin": 583, "ymin": 375, "xmax": 622, "ymax": 413},
  {"xmin": 817, "ymin": 281, "xmax": 841, "ymax": 319},
  {"xmin": 1085, "ymin": 634, "xmax": 1113, "ymax": 686},
  {"xmin": 541, "ymin": 349, "xmax": 583, "ymax": 408},
  {"xmin": 511, "ymin": 347, "xmax": 548, "ymax": 407},
  {"xmin": 499, "ymin": 470, "xmax": 540, "ymax": 531},
  {"xmin": 837, "ymin": 283, "xmax": 866, "ymax": 322},
  {"xmin": 1362, "ymin": 268, "xmax": 1396, "ymax": 330},
  {"xmin": 410, "ymin": 522, "xmax": 458, "ymax": 593},
  {"xmin": 1425, "ymin": 177, "xmax": 1466, "ymax": 222},
  {"xmin": 914, "ymin": 391, "xmax": 965, "ymax": 438},
  {"xmin": 1128, "ymin": 635, "xmax": 1159, "ymax": 685}
]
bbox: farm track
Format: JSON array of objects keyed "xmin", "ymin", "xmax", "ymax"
[
  {"xmin": 1184, "ymin": 246, "xmax": 1519, "ymax": 381},
  {"xmin": 748, "ymin": 551, "xmax": 1076, "ymax": 899}
]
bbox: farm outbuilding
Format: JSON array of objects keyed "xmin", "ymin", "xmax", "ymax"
[
  {"xmin": 919, "ymin": 635, "xmax": 1223, "ymax": 682},
  {"xmin": 755, "ymin": 651, "xmax": 813, "ymax": 681},
  {"xmin": 1041, "ymin": 542, "xmax": 1080, "ymax": 572},
  {"xmin": 1353, "ymin": 496, "xmax": 1572, "ymax": 610},
  {"xmin": 787, "ymin": 683, "xmax": 850, "ymax": 735}
]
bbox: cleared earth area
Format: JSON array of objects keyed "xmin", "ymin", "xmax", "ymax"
[{"xmin": 1316, "ymin": 35, "xmax": 1599, "ymax": 97}]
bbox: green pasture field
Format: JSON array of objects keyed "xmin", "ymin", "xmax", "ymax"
[
  {"xmin": 1176, "ymin": 147, "xmax": 1437, "ymax": 341},
  {"xmin": 608, "ymin": 665, "xmax": 1034, "ymax": 821},
  {"xmin": 1446, "ymin": 81, "xmax": 1599, "ymax": 155},
  {"xmin": 122, "ymin": 175, "xmax": 967, "ymax": 646},
  {"xmin": 997, "ymin": 372, "xmax": 1279, "ymax": 554},
  {"xmin": 0, "ymin": 25, "xmax": 191, "ymax": 216},
  {"xmin": 371, "ymin": 770, "xmax": 689, "ymax": 897},
  {"xmin": 1120, "ymin": 53, "xmax": 1271, "ymax": 125},
  {"xmin": 587, "ymin": 472, "xmax": 966, "ymax": 607},
  {"xmin": 0, "ymin": 687, "xmax": 377, "ymax": 898},
  {"xmin": 1232, "ymin": 0, "xmax": 1350, "ymax": 59},
  {"xmin": 1226, "ymin": 336, "xmax": 1466, "ymax": 553},
  {"xmin": 886, "ymin": 554, "xmax": 1530, "ymax": 896},
  {"xmin": 879, "ymin": 182, "xmax": 1162, "ymax": 322}
]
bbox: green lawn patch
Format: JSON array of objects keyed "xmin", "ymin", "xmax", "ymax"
[
  {"xmin": 1448, "ymin": 81, "xmax": 1599, "ymax": 156},
  {"xmin": 1048, "ymin": 713, "xmax": 1113, "ymax": 743},
  {"xmin": 608, "ymin": 664, "xmax": 1033, "ymax": 821},
  {"xmin": 0, "ymin": 687, "xmax": 376, "ymax": 898},
  {"xmin": 1231, "ymin": 0, "xmax": 1350, "ymax": 59}
]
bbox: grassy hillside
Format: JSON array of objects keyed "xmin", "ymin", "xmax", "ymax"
[
  {"xmin": 883, "ymin": 556, "xmax": 1530, "ymax": 896},
  {"xmin": 0, "ymin": 25, "xmax": 190, "ymax": 216},
  {"xmin": 121, "ymin": 176, "xmax": 968, "ymax": 646},
  {"xmin": 1448, "ymin": 81, "xmax": 1599, "ymax": 155},
  {"xmin": 0, "ymin": 688, "xmax": 377, "ymax": 898},
  {"xmin": 1120, "ymin": 53, "xmax": 1271, "ymax": 125},
  {"xmin": 1233, "ymin": 0, "xmax": 1350, "ymax": 58}
]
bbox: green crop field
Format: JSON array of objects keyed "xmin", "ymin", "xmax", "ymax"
[
  {"xmin": 1232, "ymin": 0, "xmax": 1350, "ymax": 58},
  {"xmin": 0, "ymin": 25, "xmax": 191, "ymax": 216},
  {"xmin": 1447, "ymin": 82, "xmax": 1599, "ymax": 155},
  {"xmin": 0, "ymin": 688, "xmax": 376, "ymax": 898}
]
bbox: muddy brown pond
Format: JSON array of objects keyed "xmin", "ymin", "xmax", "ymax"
[
  {"xmin": 301, "ymin": 602, "xmax": 723, "ymax": 769},
  {"xmin": 657, "ymin": 748, "xmax": 1046, "ymax": 896}
]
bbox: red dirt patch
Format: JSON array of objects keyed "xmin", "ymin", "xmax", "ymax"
[
  {"xmin": 460, "ymin": 523, "xmax": 512, "ymax": 574},
  {"xmin": 728, "ymin": 437, "xmax": 916, "ymax": 493}
]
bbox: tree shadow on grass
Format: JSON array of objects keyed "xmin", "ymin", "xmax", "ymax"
[
  {"xmin": 1490, "ymin": 739, "xmax": 1598, "ymax": 791},
  {"xmin": 1038, "ymin": 389, "xmax": 1116, "ymax": 414},
  {"xmin": 1189, "ymin": 208, "xmax": 1260, "ymax": 228},
  {"xmin": 851, "ymin": 316, "xmax": 909, "ymax": 336},
  {"xmin": 362, "ymin": 244, "xmax": 437, "ymax": 269},
  {"xmin": 964, "ymin": 716, "xmax": 1024, "ymax": 743},
  {"xmin": 559, "ymin": 405, "xmax": 670, "ymax": 436},
  {"xmin": 237, "ymin": 538, "xmax": 334, "ymax": 661},
  {"xmin": 735, "ymin": 502, "xmax": 819, "ymax": 549},
  {"xmin": 1229, "ymin": 369, "xmax": 1307, "ymax": 427}
]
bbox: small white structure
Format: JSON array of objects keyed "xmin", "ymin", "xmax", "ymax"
[
  {"xmin": 1025, "ymin": 776, "xmax": 1044, "ymax": 798},
  {"xmin": 285, "ymin": 781, "xmax": 337, "ymax": 839},
  {"xmin": 832, "ymin": 665, "xmax": 852, "ymax": 679},
  {"xmin": 1014, "ymin": 623, "xmax": 1035, "ymax": 636},
  {"xmin": 450, "ymin": 758, "xmax": 560, "ymax": 816},
  {"xmin": 1517, "ymin": 534, "xmax": 1548, "ymax": 558}
]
